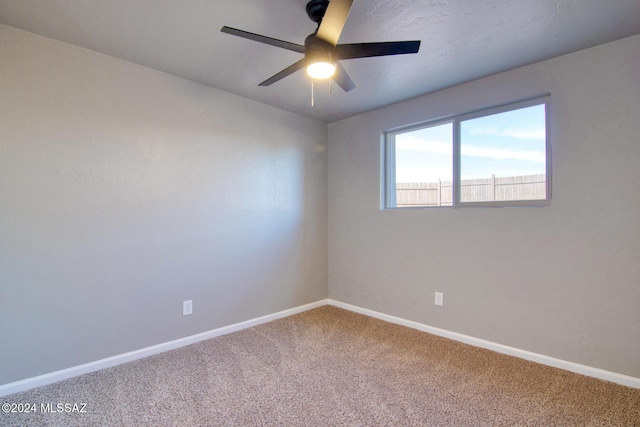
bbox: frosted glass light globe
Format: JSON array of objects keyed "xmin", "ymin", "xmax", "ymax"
[{"xmin": 306, "ymin": 61, "xmax": 336, "ymax": 79}]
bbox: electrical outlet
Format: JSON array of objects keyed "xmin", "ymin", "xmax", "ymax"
[
  {"xmin": 435, "ymin": 292, "xmax": 444, "ymax": 307},
  {"xmin": 183, "ymin": 300, "xmax": 193, "ymax": 316}
]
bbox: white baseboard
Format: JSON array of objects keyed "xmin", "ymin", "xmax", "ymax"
[
  {"xmin": 328, "ymin": 299, "xmax": 640, "ymax": 389},
  {"xmin": 3, "ymin": 297, "xmax": 638, "ymax": 397},
  {"xmin": 0, "ymin": 299, "xmax": 329, "ymax": 397}
]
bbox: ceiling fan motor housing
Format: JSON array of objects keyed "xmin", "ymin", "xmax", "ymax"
[{"xmin": 305, "ymin": 33, "xmax": 335, "ymax": 65}]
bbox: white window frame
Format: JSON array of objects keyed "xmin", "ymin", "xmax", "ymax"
[{"xmin": 382, "ymin": 94, "xmax": 551, "ymax": 209}]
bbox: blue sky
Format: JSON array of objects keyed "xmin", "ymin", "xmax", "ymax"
[{"xmin": 395, "ymin": 104, "xmax": 546, "ymax": 183}]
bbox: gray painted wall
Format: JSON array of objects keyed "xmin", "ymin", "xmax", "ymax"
[
  {"xmin": 0, "ymin": 25, "xmax": 328, "ymax": 385},
  {"xmin": 328, "ymin": 35, "xmax": 640, "ymax": 378}
]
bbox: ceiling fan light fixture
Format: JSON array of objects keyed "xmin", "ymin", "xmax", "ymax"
[
  {"xmin": 306, "ymin": 61, "xmax": 336, "ymax": 79},
  {"xmin": 221, "ymin": 0, "xmax": 421, "ymax": 91}
]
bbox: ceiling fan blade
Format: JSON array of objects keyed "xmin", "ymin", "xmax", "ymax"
[
  {"xmin": 335, "ymin": 40, "xmax": 421, "ymax": 59},
  {"xmin": 259, "ymin": 59, "xmax": 307, "ymax": 86},
  {"xmin": 221, "ymin": 26, "xmax": 306, "ymax": 54},
  {"xmin": 332, "ymin": 62, "xmax": 356, "ymax": 92},
  {"xmin": 316, "ymin": 0, "xmax": 354, "ymax": 46}
]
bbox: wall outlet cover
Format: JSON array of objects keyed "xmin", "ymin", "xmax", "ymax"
[
  {"xmin": 435, "ymin": 292, "xmax": 444, "ymax": 307},
  {"xmin": 183, "ymin": 300, "xmax": 193, "ymax": 316}
]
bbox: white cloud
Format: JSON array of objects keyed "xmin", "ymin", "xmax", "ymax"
[
  {"xmin": 469, "ymin": 126, "xmax": 545, "ymax": 140},
  {"xmin": 396, "ymin": 136, "xmax": 451, "ymax": 155},
  {"xmin": 461, "ymin": 145, "xmax": 545, "ymax": 162},
  {"xmin": 396, "ymin": 135, "xmax": 545, "ymax": 162}
]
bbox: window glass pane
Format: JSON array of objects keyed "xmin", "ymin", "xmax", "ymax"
[
  {"xmin": 395, "ymin": 123, "xmax": 453, "ymax": 207},
  {"xmin": 460, "ymin": 104, "xmax": 546, "ymax": 202}
]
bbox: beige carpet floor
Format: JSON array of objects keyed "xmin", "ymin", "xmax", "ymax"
[{"xmin": 1, "ymin": 306, "xmax": 639, "ymax": 426}]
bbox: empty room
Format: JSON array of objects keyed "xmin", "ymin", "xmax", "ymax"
[{"xmin": 1, "ymin": 0, "xmax": 639, "ymax": 425}]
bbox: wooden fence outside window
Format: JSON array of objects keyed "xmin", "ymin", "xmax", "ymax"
[{"xmin": 396, "ymin": 174, "xmax": 546, "ymax": 207}]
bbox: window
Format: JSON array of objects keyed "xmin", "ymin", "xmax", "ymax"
[{"xmin": 382, "ymin": 95, "xmax": 551, "ymax": 208}]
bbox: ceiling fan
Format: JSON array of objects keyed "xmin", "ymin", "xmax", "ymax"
[{"xmin": 221, "ymin": 0, "xmax": 421, "ymax": 92}]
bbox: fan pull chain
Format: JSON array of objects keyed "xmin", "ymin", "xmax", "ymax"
[
  {"xmin": 311, "ymin": 79, "xmax": 315, "ymax": 107},
  {"xmin": 328, "ymin": 53, "xmax": 332, "ymax": 94}
]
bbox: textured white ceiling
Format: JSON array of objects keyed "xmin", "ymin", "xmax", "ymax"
[{"xmin": 1, "ymin": 0, "xmax": 639, "ymax": 122}]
